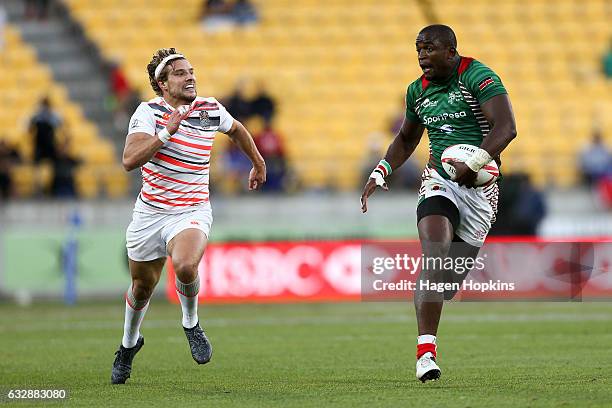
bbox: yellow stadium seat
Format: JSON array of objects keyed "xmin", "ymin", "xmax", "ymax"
[{"xmin": 53, "ymin": 0, "xmax": 612, "ymax": 190}]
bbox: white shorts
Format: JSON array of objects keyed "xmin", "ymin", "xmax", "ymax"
[
  {"xmin": 126, "ymin": 204, "xmax": 213, "ymax": 262},
  {"xmin": 417, "ymin": 167, "xmax": 499, "ymax": 247}
]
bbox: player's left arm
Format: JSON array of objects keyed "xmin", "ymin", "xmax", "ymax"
[
  {"xmin": 478, "ymin": 94, "xmax": 517, "ymax": 159},
  {"xmin": 453, "ymin": 94, "xmax": 517, "ymax": 187},
  {"xmin": 225, "ymin": 119, "xmax": 267, "ymax": 190}
]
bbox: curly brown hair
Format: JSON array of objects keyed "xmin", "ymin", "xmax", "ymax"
[{"xmin": 146, "ymin": 48, "xmax": 185, "ymax": 97}]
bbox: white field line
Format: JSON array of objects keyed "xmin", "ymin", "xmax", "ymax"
[{"xmin": 0, "ymin": 312, "xmax": 610, "ymax": 333}]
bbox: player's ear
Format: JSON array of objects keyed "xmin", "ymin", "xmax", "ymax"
[{"xmin": 448, "ymin": 46, "xmax": 457, "ymax": 59}]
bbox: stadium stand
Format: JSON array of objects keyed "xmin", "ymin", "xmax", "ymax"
[
  {"xmin": 63, "ymin": 0, "xmax": 611, "ymax": 189},
  {"xmin": 1, "ymin": 24, "xmax": 127, "ymax": 198}
]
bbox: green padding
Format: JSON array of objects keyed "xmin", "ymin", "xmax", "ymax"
[
  {"xmin": 1, "ymin": 225, "xmax": 417, "ymax": 295},
  {"xmin": 2, "ymin": 228, "xmax": 134, "ymax": 294}
]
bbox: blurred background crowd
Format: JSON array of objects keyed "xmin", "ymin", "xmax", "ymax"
[{"xmin": 0, "ymin": 0, "xmax": 610, "ymax": 238}]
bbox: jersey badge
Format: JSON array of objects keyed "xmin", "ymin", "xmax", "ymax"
[
  {"xmin": 448, "ymin": 91, "xmax": 463, "ymax": 105},
  {"xmin": 200, "ymin": 110, "xmax": 212, "ymax": 127}
]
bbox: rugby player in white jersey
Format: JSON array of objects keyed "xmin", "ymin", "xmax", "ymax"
[{"xmin": 111, "ymin": 48, "xmax": 266, "ymax": 384}]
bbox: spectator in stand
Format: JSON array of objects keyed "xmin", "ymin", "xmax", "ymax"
[
  {"xmin": 223, "ymin": 141, "xmax": 253, "ymax": 194},
  {"xmin": 361, "ymin": 132, "xmax": 420, "ymax": 191},
  {"xmin": 25, "ymin": 0, "xmax": 50, "ymax": 20},
  {"xmin": 0, "ymin": 139, "xmax": 21, "ymax": 200},
  {"xmin": 232, "ymin": 0, "xmax": 259, "ymax": 26},
  {"xmin": 29, "ymin": 96, "xmax": 61, "ymax": 163},
  {"xmin": 50, "ymin": 137, "xmax": 80, "ymax": 198},
  {"xmin": 511, "ymin": 173, "xmax": 547, "ymax": 235},
  {"xmin": 254, "ymin": 120, "xmax": 286, "ymax": 192},
  {"xmin": 603, "ymin": 38, "xmax": 612, "ymax": 79},
  {"xmin": 109, "ymin": 61, "xmax": 131, "ymax": 111},
  {"xmin": 0, "ymin": 6, "xmax": 6, "ymax": 55},
  {"xmin": 200, "ymin": 0, "xmax": 234, "ymax": 32},
  {"xmin": 224, "ymin": 81, "xmax": 252, "ymax": 122},
  {"xmin": 490, "ymin": 173, "xmax": 547, "ymax": 236},
  {"xmin": 124, "ymin": 88, "xmax": 142, "ymax": 120},
  {"xmin": 108, "ymin": 61, "xmax": 133, "ymax": 131},
  {"xmin": 250, "ymin": 81, "xmax": 276, "ymax": 123},
  {"xmin": 579, "ymin": 130, "xmax": 612, "ymax": 186}
]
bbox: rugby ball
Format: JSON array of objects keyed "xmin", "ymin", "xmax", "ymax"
[{"xmin": 441, "ymin": 144, "xmax": 499, "ymax": 186}]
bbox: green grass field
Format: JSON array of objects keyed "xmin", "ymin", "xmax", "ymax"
[{"xmin": 0, "ymin": 301, "xmax": 611, "ymax": 407}]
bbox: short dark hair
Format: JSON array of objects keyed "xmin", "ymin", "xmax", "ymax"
[
  {"xmin": 146, "ymin": 48, "xmax": 185, "ymax": 97},
  {"xmin": 419, "ymin": 24, "xmax": 457, "ymax": 48}
]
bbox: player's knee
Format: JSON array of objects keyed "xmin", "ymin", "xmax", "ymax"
[
  {"xmin": 132, "ymin": 278, "xmax": 156, "ymax": 300},
  {"xmin": 421, "ymin": 240, "xmax": 452, "ymax": 260},
  {"xmin": 419, "ymin": 230, "xmax": 452, "ymax": 259},
  {"xmin": 172, "ymin": 258, "xmax": 199, "ymax": 282}
]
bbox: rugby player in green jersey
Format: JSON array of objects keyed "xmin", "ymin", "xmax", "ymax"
[{"xmin": 360, "ymin": 25, "xmax": 517, "ymax": 382}]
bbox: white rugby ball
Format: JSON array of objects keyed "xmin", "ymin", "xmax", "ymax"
[{"xmin": 441, "ymin": 144, "xmax": 499, "ymax": 186}]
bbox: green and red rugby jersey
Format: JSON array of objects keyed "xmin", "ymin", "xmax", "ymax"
[{"xmin": 405, "ymin": 57, "xmax": 507, "ymax": 180}]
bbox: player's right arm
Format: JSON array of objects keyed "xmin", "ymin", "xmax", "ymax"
[
  {"xmin": 122, "ymin": 104, "xmax": 190, "ymax": 171},
  {"xmin": 360, "ymin": 117, "xmax": 425, "ymax": 213}
]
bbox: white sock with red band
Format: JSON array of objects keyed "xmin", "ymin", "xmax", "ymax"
[
  {"xmin": 176, "ymin": 276, "xmax": 200, "ymax": 329},
  {"xmin": 122, "ymin": 284, "xmax": 150, "ymax": 348},
  {"xmin": 416, "ymin": 334, "xmax": 437, "ymax": 359}
]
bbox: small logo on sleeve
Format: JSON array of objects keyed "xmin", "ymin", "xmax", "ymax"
[
  {"xmin": 478, "ymin": 77, "xmax": 495, "ymax": 91},
  {"xmin": 130, "ymin": 119, "xmax": 140, "ymax": 129}
]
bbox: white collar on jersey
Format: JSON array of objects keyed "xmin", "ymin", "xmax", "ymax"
[{"xmin": 154, "ymin": 53, "xmax": 184, "ymax": 80}]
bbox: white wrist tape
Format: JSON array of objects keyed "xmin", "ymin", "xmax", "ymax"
[
  {"xmin": 370, "ymin": 171, "xmax": 387, "ymax": 187},
  {"xmin": 369, "ymin": 159, "xmax": 391, "ymax": 187},
  {"xmin": 157, "ymin": 128, "xmax": 171, "ymax": 144},
  {"xmin": 464, "ymin": 148, "xmax": 492, "ymax": 172}
]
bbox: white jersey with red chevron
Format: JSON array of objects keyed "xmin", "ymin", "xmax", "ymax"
[{"xmin": 127, "ymin": 96, "xmax": 234, "ymax": 213}]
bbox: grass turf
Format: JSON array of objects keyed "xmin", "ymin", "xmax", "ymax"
[{"xmin": 0, "ymin": 301, "xmax": 611, "ymax": 407}]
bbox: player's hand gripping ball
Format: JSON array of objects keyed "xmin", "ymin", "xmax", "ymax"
[{"xmin": 441, "ymin": 144, "xmax": 499, "ymax": 186}]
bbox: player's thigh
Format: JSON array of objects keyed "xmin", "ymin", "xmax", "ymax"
[
  {"xmin": 168, "ymin": 228, "xmax": 208, "ymax": 269},
  {"xmin": 454, "ymin": 184, "xmax": 497, "ymax": 247},
  {"xmin": 128, "ymin": 257, "xmax": 166, "ymax": 286},
  {"xmin": 164, "ymin": 207, "xmax": 212, "ymax": 270},
  {"xmin": 417, "ymin": 195, "xmax": 459, "ymax": 249},
  {"xmin": 416, "ymin": 168, "xmax": 459, "ymax": 247},
  {"xmin": 126, "ymin": 211, "xmax": 168, "ymax": 263}
]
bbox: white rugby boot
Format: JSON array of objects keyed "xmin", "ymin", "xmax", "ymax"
[{"xmin": 416, "ymin": 352, "xmax": 441, "ymax": 382}]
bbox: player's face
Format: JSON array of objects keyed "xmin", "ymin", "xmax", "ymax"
[
  {"xmin": 415, "ymin": 34, "xmax": 455, "ymax": 81},
  {"xmin": 164, "ymin": 59, "xmax": 197, "ymax": 103}
]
